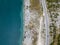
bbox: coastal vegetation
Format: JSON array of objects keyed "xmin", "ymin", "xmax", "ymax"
[{"xmin": 47, "ymin": 0, "xmax": 60, "ymax": 45}]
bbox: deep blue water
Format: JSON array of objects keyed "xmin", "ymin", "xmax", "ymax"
[{"xmin": 0, "ymin": 0, "xmax": 23, "ymax": 45}]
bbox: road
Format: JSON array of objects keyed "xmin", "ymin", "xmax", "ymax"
[{"xmin": 41, "ymin": 0, "xmax": 50, "ymax": 45}]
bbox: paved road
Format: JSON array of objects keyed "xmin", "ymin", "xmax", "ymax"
[{"xmin": 41, "ymin": 0, "xmax": 50, "ymax": 45}]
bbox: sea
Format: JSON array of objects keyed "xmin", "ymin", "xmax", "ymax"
[{"xmin": 0, "ymin": 0, "xmax": 23, "ymax": 45}]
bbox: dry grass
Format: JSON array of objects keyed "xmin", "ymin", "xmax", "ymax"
[{"xmin": 30, "ymin": 0, "xmax": 43, "ymax": 16}]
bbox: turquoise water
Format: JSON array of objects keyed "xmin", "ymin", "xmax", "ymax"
[{"xmin": 0, "ymin": 0, "xmax": 23, "ymax": 45}]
